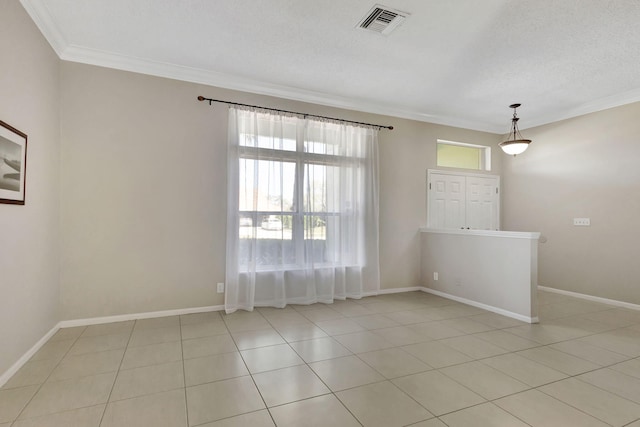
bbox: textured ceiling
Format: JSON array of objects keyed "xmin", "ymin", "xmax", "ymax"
[{"xmin": 20, "ymin": 0, "xmax": 640, "ymax": 132}]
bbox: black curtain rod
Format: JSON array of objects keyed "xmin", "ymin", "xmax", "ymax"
[{"xmin": 197, "ymin": 96, "xmax": 393, "ymax": 130}]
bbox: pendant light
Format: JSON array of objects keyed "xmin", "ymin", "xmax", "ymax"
[{"xmin": 499, "ymin": 103, "xmax": 531, "ymax": 156}]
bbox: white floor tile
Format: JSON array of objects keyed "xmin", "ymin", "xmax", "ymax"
[
  {"xmin": 309, "ymin": 355, "xmax": 384, "ymax": 391},
  {"xmin": 3, "ymin": 290, "xmax": 638, "ymax": 427},
  {"xmin": 495, "ymin": 389, "xmax": 609, "ymax": 427},
  {"xmin": 440, "ymin": 402, "xmax": 530, "ymax": 427},
  {"xmin": 19, "ymin": 373, "xmax": 115, "ymax": 419},
  {"xmin": 539, "ymin": 377, "xmax": 640, "ymax": 426},
  {"xmin": 240, "ymin": 343, "xmax": 304, "ymax": 374},
  {"xmin": 101, "ymin": 389, "xmax": 186, "ymax": 427},
  {"xmin": 186, "ymin": 376, "xmax": 264, "ymax": 425},
  {"xmin": 110, "ymin": 361, "xmax": 184, "ymax": 401},
  {"xmin": 0, "ymin": 386, "xmax": 39, "ymax": 424},
  {"xmin": 392, "ymin": 370, "xmax": 485, "ymax": 416},
  {"xmin": 252, "ymin": 365, "xmax": 329, "ymax": 407},
  {"xmin": 337, "ymin": 381, "xmax": 433, "ymax": 427},
  {"xmin": 198, "ymin": 410, "xmax": 275, "ymax": 427},
  {"xmin": 288, "ymin": 337, "xmax": 352, "ymax": 363},
  {"xmin": 270, "ymin": 394, "xmax": 360, "ymax": 427},
  {"xmin": 184, "ymin": 352, "xmax": 248, "ymax": 386},
  {"xmin": 481, "ymin": 353, "xmax": 567, "ymax": 387},
  {"xmin": 11, "ymin": 405, "xmax": 104, "ymax": 427},
  {"xmin": 440, "ymin": 361, "xmax": 530, "ymax": 400},
  {"xmin": 357, "ymin": 347, "xmax": 431, "ymax": 379}
]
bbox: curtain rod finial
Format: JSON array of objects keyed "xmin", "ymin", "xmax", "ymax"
[
  {"xmin": 197, "ymin": 96, "xmax": 205, "ymax": 101},
  {"xmin": 388, "ymin": 126, "xmax": 394, "ymax": 130}
]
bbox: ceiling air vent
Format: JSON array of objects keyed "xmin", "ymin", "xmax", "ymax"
[{"xmin": 358, "ymin": 5, "xmax": 409, "ymax": 35}]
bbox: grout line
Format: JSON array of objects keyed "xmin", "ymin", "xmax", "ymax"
[
  {"xmin": 4, "ymin": 291, "xmax": 639, "ymax": 426},
  {"xmin": 97, "ymin": 323, "xmax": 135, "ymax": 426},
  {"xmin": 260, "ymin": 307, "xmax": 365, "ymax": 426},
  {"xmin": 223, "ymin": 312, "xmax": 276, "ymax": 425},
  {"xmin": 9, "ymin": 326, "xmax": 87, "ymax": 424},
  {"xmin": 178, "ymin": 315, "xmax": 189, "ymax": 427}
]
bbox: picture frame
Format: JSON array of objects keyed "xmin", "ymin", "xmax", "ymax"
[{"xmin": 0, "ymin": 120, "xmax": 27, "ymax": 205}]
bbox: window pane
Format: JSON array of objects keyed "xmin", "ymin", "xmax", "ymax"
[
  {"xmin": 304, "ymin": 214, "xmax": 326, "ymax": 241},
  {"xmin": 303, "ymin": 164, "xmax": 352, "ymax": 214},
  {"xmin": 437, "ymin": 143, "xmax": 482, "ymax": 170},
  {"xmin": 239, "ymin": 214, "xmax": 295, "ymax": 267},
  {"xmin": 305, "ymin": 123, "xmax": 340, "ymax": 155},
  {"xmin": 239, "ymin": 159, "xmax": 296, "ymax": 212},
  {"xmin": 238, "ymin": 113, "xmax": 297, "ymax": 151},
  {"xmin": 304, "ymin": 164, "xmax": 327, "ymax": 213}
]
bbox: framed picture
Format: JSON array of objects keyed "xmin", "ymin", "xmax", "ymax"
[{"xmin": 0, "ymin": 120, "xmax": 27, "ymax": 205}]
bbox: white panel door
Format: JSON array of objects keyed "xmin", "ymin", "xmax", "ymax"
[
  {"xmin": 428, "ymin": 170, "xmax": 499, "ymax": 230},
  {"xmin": 466, "ymin": 176, "xmax": 498, "ymax": 230},
  {"xmin": 428, "ymin": 173, "xmax": 466, "ymax": 229}
]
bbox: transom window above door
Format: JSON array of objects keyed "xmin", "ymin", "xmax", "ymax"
[{"xmin": 437, "ymin": 139, "xmax": 491, "ymax": 171}]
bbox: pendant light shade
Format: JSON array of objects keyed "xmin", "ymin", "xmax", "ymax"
[{"xmin": 499, "ymin": 103, "xmax": 531, "ymax": 156}]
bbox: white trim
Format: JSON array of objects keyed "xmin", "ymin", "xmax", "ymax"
[
  {"xmin": 426, "ymin": 169, "xmax": 499, "ymax": 180},
  {"xmin": 4, "ymin": 283, "xmax": 548, "ymax": 387},
  {"xmin": 0, "ymin": 324, "xmax": 60, "ymax": 388},
  {"xmin": 19, "ymin": 0, "xmax": 67, "ymax": 56},
  {"xmin": 363, "ymin": 286, "xmax": 423, "ymax": 297},
  {"xmin": 521, "ymin": 86, "xmax": 640, "ymax": 131},
  {"xmin": 18, "ymin": 1, "xmax": 640, "ymax": 134},
  {"xmin": 437, "ymin": 139, "xmax": 488, "ymax": 150},
  {"xmin": 58, "ymin": 305, "xmax": 225, "ymax": 328},
  {"xmin": 421, "ymin": 287, "xmax": 539, "ymax": 324},
  {"xmin": 538, "ymin": 286, "xmax": 640, "ymax": 311},
  {"xmin": 1, "ymin": 304, "xmax": 225, "ymax": 387},
  {"xmin": 54, "ymin": 45, "xmax": 455, "ymax": 129},
  {"xmin": 421, "ymin": 227, "xmax": 540, "ymax": 240}
]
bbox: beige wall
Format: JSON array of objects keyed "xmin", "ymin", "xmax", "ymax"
[
  {"xmin": 502, "ymin": 102, "xmax": 640, "ymax": 305},
  {"xmin": 0, "ymin": 1, "xmax": 60, "ymax": 374},
  {"xmin": 378, "ymin": 118, "xmax": 502, "ymax": 293},
  {"xmin": 59, "ymin": 61, "xmax": 502, "ymax": 319}
]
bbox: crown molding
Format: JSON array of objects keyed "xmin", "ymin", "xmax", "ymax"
[
  {"xmin": 521, "ymin": 87, "xmax": 640, "ymax": 131},
  {"xmin": 58, "ymin": 44, "xmax": 640, "ymax": 134},
  {"xmin": 59, "ymin": 44, "xmax": 502, "ymax": 132},
  {"xmin": 19, "ymin": 0, "xmax": 66, "ymax": 56},
  {"xmin": 19, "ymin": 0, "xmax": 640, "ymax": 134}
]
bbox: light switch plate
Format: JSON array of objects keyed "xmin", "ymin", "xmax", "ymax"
[{"xmin": 573, "ymin": 218, "xmax": 590, "ymax": 226}]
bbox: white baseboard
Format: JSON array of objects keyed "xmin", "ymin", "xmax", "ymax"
[
  {"xmin": 10, "ymin": 285, "xmax": 634, "ymax": 387},
  {"xmin": 378, "ymin": 286, "xmax": 424, "ymax": 295},
  {"xmin": 1, "ymin": 304, "xmax": 225, "ymax": 388},
  {"xmin": 58, "ymin": 304, "xmax": 225, "ymax": 328},
  {"xmin": 421, "ymin": 287, "xmax": 539, "ymax": 324},
  {"xmin": 0, "ymin": 324, "xmax": 60, "ymax": 388},
  {"xmin": 363, "ymin": 286, "xmax": 423, "ymax": 297},
  {"xmin": 538, "ymin": 286, "xmax": 640, "ymax": 311}
]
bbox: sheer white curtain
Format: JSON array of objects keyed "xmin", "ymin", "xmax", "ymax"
[{"xmin": 225, "ymin": 107, "xmax": 380, "ymax": 313}]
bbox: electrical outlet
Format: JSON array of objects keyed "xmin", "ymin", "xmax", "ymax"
[
  {"xmin": 573, "ymin": 218, "xmax": 590, "ymax": 226},
  {"xmin": 433, "ymin": 272, "xmax": 438, "ymax": 281},
  {"xmin": 217, "ymin": 282, "xmax": 225, "ymax": 293}
]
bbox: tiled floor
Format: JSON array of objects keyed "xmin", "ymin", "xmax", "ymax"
[{"xmin": 2, "ymin": 290, "xmax": 640, "ymax": 426}]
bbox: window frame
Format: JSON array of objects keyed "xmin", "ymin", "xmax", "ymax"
[{"xmin": 237, "ymin": 129, "xmax": 364, "ymax": 269}]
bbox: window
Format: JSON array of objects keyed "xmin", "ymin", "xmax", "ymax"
[
  {"xmin": 235, "ymin": 112, "xmax": 369, "ymax": 269},
  {"xmin": 226, "ymin": 108, "xmax": 380, "ymax": 312},
  {"xmin": 437, "ymin": 139, "xmax": 491, "ymax": 171}
]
